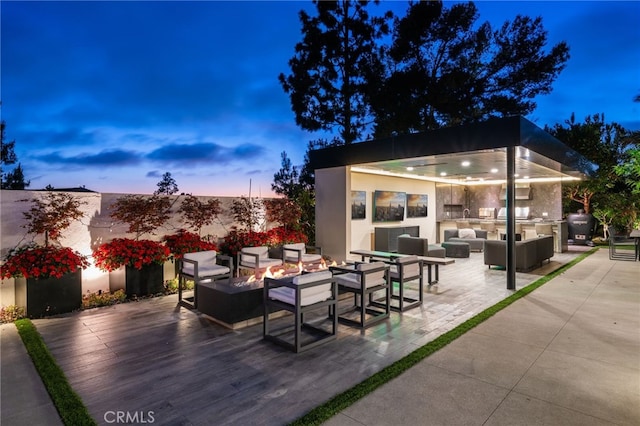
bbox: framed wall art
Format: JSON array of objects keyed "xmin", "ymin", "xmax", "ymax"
[
  {"xmin": 373, "ymin": 190, "xmax": 405, "ymax": 222},
  {"xmin": 406, "ymin": 194, "xmax": 428, "ymax": 218},
  {"xmin": 351, "ymin": 190, "xmax": 366, "ymax": 219}
]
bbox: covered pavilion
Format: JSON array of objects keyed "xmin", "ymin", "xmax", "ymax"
[{"xmin": 309, "ymin": 115, "xmax": 596, "ymax": 289}]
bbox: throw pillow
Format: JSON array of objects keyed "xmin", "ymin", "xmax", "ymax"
[{"xmin": 458, "ymin": 228, "xmax": 476, "ymax": 239}]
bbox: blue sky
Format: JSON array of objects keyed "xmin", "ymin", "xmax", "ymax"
[{"xmin": 2, "ymin": 1, "xmax": 639, "ymax": 196}]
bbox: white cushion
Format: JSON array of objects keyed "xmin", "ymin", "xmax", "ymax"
[
  {"xmin": 240, "ymin": 246, "xmax": 282, "ymax": 268},
  {"xmin": 283, "ymin": 242, "xmax": 306, "ymax": 258},
  {"xmin": 283, "ymin": 243, "xmax": 322, "ymax": 263},
  {"xmin": 336, "ymin": 262, "xmax": 386, "ymax": 289},
  {"xmin": 269, "ymin": 270, "xmax": 333, "ymax": 306},
  {"xmin": 389, "ymin": 257, "xmax": 421, "ymax": 279},
  {"xmin": 241, "ymin": 246, "xmax": 269, "ymax": 258},
  {"xmin": 240, "ymin": 257, "xmax": 282, "ymax": 268},
  {"xmin": 285, "ymin": 253, "xmax": 323, "ymax": 263},
  {"xmin": 458, "ymin": 228, "xmax": 476, "ymax": 239},
  {"xmin": 185, "ymin": 250, "xmax": 217, "ymax": 263},
  {"xmin": 182, "ymin": 251, "xmax": 230, "ymax": 278},
  {"xmin": 292, "ymin": 270, "xmax": 332, "ymax": 284},
  {"xmin": 268, "ymin": 287, "xmax": 332, "ymax": 306}
]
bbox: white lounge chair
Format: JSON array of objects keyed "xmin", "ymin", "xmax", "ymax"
[{"xmin": 178, "ymin": 250, "xmax": 232, "ymax": 309}]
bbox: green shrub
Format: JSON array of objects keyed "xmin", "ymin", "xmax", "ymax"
[
  {"xmin": 164, "ymin": 277, "xmax": 193, "ymax": 294},
  {"xmin": 0, "ymin": 305, "xmax": 26, "ymax": 323},
  {"xmin": 82, "ymin": 290, "xmax": 127, "ymax": 309}
]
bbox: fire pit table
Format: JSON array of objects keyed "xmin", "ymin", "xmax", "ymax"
[
  {"xmin": 196, "ymin": 277, "xmax": 280, "ymax": 329},
  {"xmin": 196, "ymin": 263, "xmax": 331, "ymax": 329}
]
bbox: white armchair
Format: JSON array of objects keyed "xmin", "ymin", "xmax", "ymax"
[
  {"xmin": 178, "ymin": 250, "xmax": 233, "ymax": 309},
  {"xmin": 386, "ymin": 255, "xmax": 423, "ymax": 312},
  {"xmin": 330, "ymin": 261, "xmax": 390, "ymax": 329},
  {"xmin": 237, "ymin": 246, "xmax": 283, "ymax": 277},
  {"xmin": 282, "ymin": 243, "xmax": 322, "ymax": 264},
  {"xmin": 263, "ymin": 270, "xmax": 337, "ymax": 353}
]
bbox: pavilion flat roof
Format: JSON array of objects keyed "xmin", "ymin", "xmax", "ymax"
[{"xmin": 309, "ymin": 116, "xmax": 596, "ymax": 182}]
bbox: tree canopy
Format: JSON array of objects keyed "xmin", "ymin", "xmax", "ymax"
[
  {"xmin": 371, "ymin": 1, "xmax": 570, "ymax": 135},
  {"xmin": 547, "ymin": 113, "xmax": 639, "ymax": 230},
  {"xmin": 279, "ymin": 0, "xmax": 392, "ymax": 144},
  {"xmin": 280, "ymin": 0, "xmax": 570, "ymax": 143},
  {"xmin": 154, "ymin": 172, "xmax": 179, "ymax": 196},
  {"xmin": 1, "ymin": 118, "xmax": 30, "ymax": 190}
]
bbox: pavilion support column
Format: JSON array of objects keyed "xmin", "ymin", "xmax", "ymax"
[{"xmin": 506, "ymin": 146, "xmax": 516, "ymax": 290}]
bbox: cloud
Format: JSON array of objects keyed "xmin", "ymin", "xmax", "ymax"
[
  {"xmin": 145, "ymin": 142, "xmax": 265, "ymax": 166},
  {"xmin": 34, "ymin": 149, "xmax": 144, "ymax": 167}
]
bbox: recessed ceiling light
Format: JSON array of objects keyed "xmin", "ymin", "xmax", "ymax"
[
  {"xmin": 406, "ymin": 166, "xmax": 414, "ymax": 171},
  {"xmin": 514, "ymin": 173, "xmax": 520, "ymax": 177},
  {"xmin": 524, "ymin": 175, "xmax": 530, "ymax": 179},
  {"xmin": 491, "ymin": 168, "xmax": 498, "ymax": 173},
  {"xmin": 440, "ymin": 172, "xmax": 447, "ymax": 176},
  {"xmin": 461, "ymin": 161, "xmax": 470, "ymax": 167},
  {"xmin": 466, "ymin": 176, "xmax": 472, "ymax": 180}
]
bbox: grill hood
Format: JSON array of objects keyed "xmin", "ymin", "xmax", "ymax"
[{"xmin": 499, "ymin": 184, "xmax": 531, "ymax": 200}]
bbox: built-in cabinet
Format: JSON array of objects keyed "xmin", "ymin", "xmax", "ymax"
[{"xmin": 374, "ymin": 226, "xmax": 420, "ymax": 252}]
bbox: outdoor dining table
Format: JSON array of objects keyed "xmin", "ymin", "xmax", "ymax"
[{"xmin": 349, "ymin": 249, "xmax": 455, "ymax": 284}]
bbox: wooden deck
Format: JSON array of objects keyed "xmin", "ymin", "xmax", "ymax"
[{"xmin": 32, "ymin": 249, "xmax": 587, "ymax": 425}]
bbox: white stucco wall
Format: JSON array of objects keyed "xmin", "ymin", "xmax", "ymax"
[
  {"xmin": 350, "ymin": 172, "xmax": 437, "ymax": 254},
  {"xmin": 0, "ymin": 190, "xmax": 274, "ymax": 307},
  {"xmin": 314, "ymin": 168, "xmax": 438, "ymax": 263},
  {"xmin": 315, "ymin": 167, "xmax": 350, "ymax": 262}
]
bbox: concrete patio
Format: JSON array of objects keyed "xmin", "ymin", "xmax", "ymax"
[{"xmin": 2, "ymin": 247, "xmax": 638, "ymax": 425}]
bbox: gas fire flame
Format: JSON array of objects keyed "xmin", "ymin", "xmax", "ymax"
[{"xmin": 243, "ymin": 258, "xmax": 339, "ymax": 283}]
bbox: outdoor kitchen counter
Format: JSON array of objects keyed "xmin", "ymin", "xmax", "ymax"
[{"xmin": 437, "ymin": 219, "xmax": 568, "ymax": 253}]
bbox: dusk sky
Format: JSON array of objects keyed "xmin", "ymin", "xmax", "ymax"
[{"xmin": 2, "ymin": 1, "xmax": 639, "ymax": 197}]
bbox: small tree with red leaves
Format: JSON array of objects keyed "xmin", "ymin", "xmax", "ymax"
[
  {"xmin": 178, "ymin": 194, "xmax": 222, "ymax": 236},
  {"xmin": 21, "ymin": 192, "xmax": 86, "ymax": 247},
  {"xmin": 110, "ymin": 194, "xmax": 172, "ymax": 240}
]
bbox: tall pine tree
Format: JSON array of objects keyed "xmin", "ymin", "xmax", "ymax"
[
  {"xmin": 370, "ymin": 1, "xmax": 570, "ymax": 135},
  {"xmin": 279, "ymin": 0, "xmax": 391, "ymax": 145}
]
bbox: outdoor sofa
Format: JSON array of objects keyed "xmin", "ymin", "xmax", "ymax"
[
  {"xmin": 483, "ymin": 235, "xmax": 554, "ymax": 272},
  {"xmin": 444, "ymin": 229, "xmax": 488, "ymax": 252},
  {"xmin": 397, "ymin": 235, "xmax": 446, "ymax": 258}
]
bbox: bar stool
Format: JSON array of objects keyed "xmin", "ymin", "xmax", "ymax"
[{"xmin": 480, "ymin": 222, "xmax": 498, "ymax": 240}]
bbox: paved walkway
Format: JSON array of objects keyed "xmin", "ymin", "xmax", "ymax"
[
  {"xmin": 2, "ymin": 248, "xmax": 638, "ymax": 425},
  {"xmin": 1, "ymin": 320, "xmax": 62, "ymax": 425},
  {"xmin": 326, "ymin": 249, "xmax": 640, "ymax": 425}
]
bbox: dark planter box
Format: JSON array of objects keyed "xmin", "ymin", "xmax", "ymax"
[
  {"xmin": 16, "ymin": 270, "xmax": 82, "ymax": 318},
  {"xmin": 125, "ymin": 263, "xmax": 164, "ymax": 297}
]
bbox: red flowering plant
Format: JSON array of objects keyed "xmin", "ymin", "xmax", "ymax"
[
  {"xmin": 0, "ymin": 192, "xmax": 89, "ymax": 280},
  {"xmin": 162, "ymin": 229, "xmax": 218, "ymax": 260},
  {"xmin": 219, "ymin": 226, "xmax": 307, "ymax": 258},
  {"xmin": 92, "ymin": 195, "xmax": 172, "ymax": 272},
  {"xmin": 92, "ymin": 238, "xmax": 170, "ymax": 272},
  {"xmin": 1, "ymin": 243, "xmax": 90, "ymax": 280}
]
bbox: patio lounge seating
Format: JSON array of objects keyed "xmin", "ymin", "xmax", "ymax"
[
  {"xmin": 178, "ymin": 250, "xmax": 233, "ymax": 309},
  {"xmin": 263, "ymin": 270, "xmax": 337, "ymax": 353},
  {"xmin": 397, "ymin": 235, "xmax": 445, "ymax": 258},
  {"xmin": 237, "ymin": 246, "xmax": 283, "ymax": 277},
  {"xmin": 331, "ymin": 261, "xmax": 390, "ymax": 329},
  {"xmin": 444, "ymin": 229, "xmax": 488, "ymax": 252},
  {"xmin": 282, "ymin": 243, "xmax": 323, "ymax": 264},
  {"xmin": 385, "ymin": 255, "xmax": 423, "ymax": 312},
  {"xmin": 484, "ymin": 236, "xmax": 554, "ymax": 272}
]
